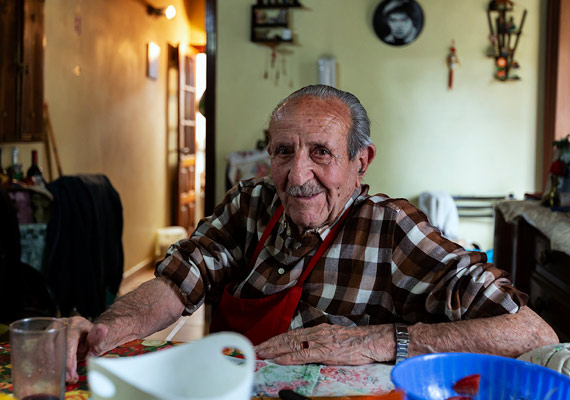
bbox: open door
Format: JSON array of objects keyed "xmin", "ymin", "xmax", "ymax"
[{"xmin": 168, "ymin": 44, "xmax": 198, "ymax": 233}]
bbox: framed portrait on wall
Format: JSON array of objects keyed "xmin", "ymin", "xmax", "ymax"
[{"xmin": 373, "ymin": 0, "xmax": 424, "ymax": 46}]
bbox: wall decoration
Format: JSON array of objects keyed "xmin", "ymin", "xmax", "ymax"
[
  {"xmin": 373, "ymin": 0, "xmax": 424, "ymax": 46},
  {"xmin": 251, "ymin": 1, "xmax": 302, "ymax": 86},
  {"xmin": 446, "ymin": 40, "xmax": 459, "ymax": 90},
  {"xmin": 486, "ymin": 0, "xmax": 527, "ymax": 81},
  {"xmin": 318, "ymin": 56, "xmax": 336, "ymax": 88},
  {"xmin": 146, "ymin": 42, "xmax": 160, "ymax": 80}
]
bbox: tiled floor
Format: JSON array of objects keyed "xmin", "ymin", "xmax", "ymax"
[{"xmin": 118, "ymin": 264, "xmax": 208, "ymax": 343}]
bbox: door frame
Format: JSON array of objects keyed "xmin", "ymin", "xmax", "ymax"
[{"xmin": 204, "ymin": 0, "xmax": 217, "ymax": 216}]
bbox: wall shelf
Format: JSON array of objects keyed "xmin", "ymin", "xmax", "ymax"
[
  {"xmin": 251, "ymin": 2, "xmax": 302, "ymax": 44},
  {"xmin": 255, "ymin": 23, "xmax": 288, "ymax": 28}
]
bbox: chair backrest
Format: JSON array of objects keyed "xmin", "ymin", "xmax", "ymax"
[{"xmin": 452, "ymin": 194, "xmax": 514, "ymax": 218}]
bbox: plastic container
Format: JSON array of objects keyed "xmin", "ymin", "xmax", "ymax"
[
  {"xmin": 88, "ymin": 332, "xmax": 255, "ymax": 400},
  {"xmin": 391, "ymin": 352, "xmax": 570, "ymax": 400},
  {"xmin": 155, "ymin": 226, "xmax": 188, "ymax": 260}
]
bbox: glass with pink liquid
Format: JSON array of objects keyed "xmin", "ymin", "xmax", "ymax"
[{"xmin": 10, "ymin": 317, "xmax": 67, "ymax": 400}]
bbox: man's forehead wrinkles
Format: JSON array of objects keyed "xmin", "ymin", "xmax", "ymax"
[
  {"xmin": 274, "ymin": 114, "xmax": 347, "ymax": 134},
  {"xmin": 271, "ymin": 140, "xmax": 330, "ymax": 151}
]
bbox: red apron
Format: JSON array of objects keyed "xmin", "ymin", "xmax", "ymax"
[{"xmin": 209, "ymin": 204, "xmax": 352, "ymax": 345}]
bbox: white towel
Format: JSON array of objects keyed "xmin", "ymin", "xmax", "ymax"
[
  {"xmin": 517, "ymin": 343, "xmax": 570, "ymax": 378},
  {"xmin": 418, "ymin": 191, "xmax": 459, "ymax": 240}
]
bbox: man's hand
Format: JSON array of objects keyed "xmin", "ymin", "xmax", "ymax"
[
  {"xmin": 65, "ymin": 316, "xmax": 110, "ymax": 383},
  {"xmin": 63, "ymin": 277, "xmax": 186, "ymax": 383},
  {"xmin": 255, "ymin": 323, "xmax": 396, "ymax": 365}
]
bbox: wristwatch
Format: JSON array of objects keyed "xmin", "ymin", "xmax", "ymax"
[{"xmin": 395, "ymin": 323, "xmax": 410, "ymax": 364}]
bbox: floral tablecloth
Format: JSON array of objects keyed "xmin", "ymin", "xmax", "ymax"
[
  {"xmin": 0, "ymin": 339, "xmax": 176, "ymax": 399},
  {"xmin": 0, "ymin": 339, "xmax": 394, "ymax": 398}
]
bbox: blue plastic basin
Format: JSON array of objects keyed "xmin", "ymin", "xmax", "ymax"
[{"xmin": 391, "ymin": 352, "xmax": 570, "ymax": 400}]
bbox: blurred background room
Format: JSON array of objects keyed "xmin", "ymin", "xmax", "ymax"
[{"xmin": 1, "ymin": 0, "xmax": 569, "ymax": 341}]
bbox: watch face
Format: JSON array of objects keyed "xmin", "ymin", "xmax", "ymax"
[{"xmin": 373, "ymin": 0, "xmax": 424, "ymax": 46}]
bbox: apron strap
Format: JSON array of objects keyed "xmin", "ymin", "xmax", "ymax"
[
  {"xmin": 295, "ymin": 205, "xmax": 353, "ymax": 286},
  {"xmin": 248, "ymin": 204, "xmax": 284, "ymax": 270}
]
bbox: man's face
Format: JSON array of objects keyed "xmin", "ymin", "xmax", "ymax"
[
  {"xmin": 387, "ymin": 12, "xmax": 413, "ymax": 39},
  {"xmin": 268, "ymin": 97, "xmax": 361, "ymax": 231}
]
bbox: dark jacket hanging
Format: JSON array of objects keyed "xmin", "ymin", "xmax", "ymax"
[{"xmin": 44, "ymin": 175, "xmax": 124, "ymax": 318}]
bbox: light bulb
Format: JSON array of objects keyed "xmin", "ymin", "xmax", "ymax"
[{"xmin": 165, "ymin": 5, "xmax": 176, "ymax": 19}]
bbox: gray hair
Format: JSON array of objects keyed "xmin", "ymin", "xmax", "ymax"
[{"xmin": 268, "ymin": 85, "xmax": 372, "ymax": 160}]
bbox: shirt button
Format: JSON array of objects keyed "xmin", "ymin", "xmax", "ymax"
[{"xmin": 278, "ymin": 267, "xmax": 285, "ymax": 275}]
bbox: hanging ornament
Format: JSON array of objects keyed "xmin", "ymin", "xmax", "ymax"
[
  {"xmin": 263, "ymin": 51, "xmax": 269, "ymax": 80},
  {"xmin": 274, "ymin": 52, "xmax": 280, "ymax": 85},
  {"xmin": 261, "ymin": 46, "xmax": 293, "ymax": 86},
  {"xmin": 446, "ymin": 40, "xmax": 460, "ymax": 90},
  {"xmin": 486, "ymin": 0, "xmax": 527, "ymax": 81},
  {"xmin": 270, "ymin": 46, "xmax": 276, "ymax": 69}
]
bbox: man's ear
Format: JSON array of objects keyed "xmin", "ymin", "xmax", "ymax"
[{"xmin": 357, "ymin": 144, "xmax": 376, "ymax": 178}]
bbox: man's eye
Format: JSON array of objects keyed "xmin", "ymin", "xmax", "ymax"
[
  {"xmin": 274, "ymin": 147, "xmax": 290, "ymax": 156},
  {"xmin": 313, "ymin": 147, "xmax": 330, "ymax": 157}
]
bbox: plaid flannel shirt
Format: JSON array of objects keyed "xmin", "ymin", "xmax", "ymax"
[{"xmin": 156, "ymin": 177, "xmax": 527, "ymax": 328}]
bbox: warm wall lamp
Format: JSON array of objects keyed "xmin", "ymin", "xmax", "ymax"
[{"xmin": 146, "ymin": 4, "xmax": 176, "ymax": 19}]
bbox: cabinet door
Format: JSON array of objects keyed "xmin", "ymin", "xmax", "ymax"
[
  {"xmin": 530, "ymin": 272, "xmax": 570, "ymax": 342},
  {"xmin": 0, "ymin": 0, "xmax": 44, "ymax": 142},
  {"xmin": 0, "ymin": 0, "xmax": 20, "ymax": 141},
  {"xmin": 20, "ymin": 0, "xmax": 44, "ymax": 141}
]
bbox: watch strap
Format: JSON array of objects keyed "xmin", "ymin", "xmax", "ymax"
[{"xmin": 395, "ymin": 323, "xmax": 409, "ymax": 364}]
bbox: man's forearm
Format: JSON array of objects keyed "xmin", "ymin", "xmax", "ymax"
[
  {"xmin": 256, "ymin": 307, "xmax": 558, "ymax": 365},
  {"xmin": 93, "ymin": 277, "xmax": 186, "ymax": 354},
  {"xmin": 407, "ymin": 306, "xmax": 558, "ymax": 358}
]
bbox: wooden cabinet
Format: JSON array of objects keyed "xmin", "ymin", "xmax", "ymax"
[
  {"xmin": 494, "ymin": 205, "xmax": 570, "ymax": 342},
  {"xmin": 0, "ymin": 0, "xmax": 44, "ymax": 142}
]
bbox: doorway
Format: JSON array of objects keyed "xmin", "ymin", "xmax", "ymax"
[{"xmin": 167, "ymin": 44, "xmax": 206, "ymax": 232}]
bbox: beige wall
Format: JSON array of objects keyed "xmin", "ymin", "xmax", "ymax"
[
  {"xmin": 2, "ymin": 0, "xmax": 545, "ymax": 269},
  {"xmin": 216, "ymin": 0, "xmax": 545, "ymax": 249},
  {"xmin": 0, "ymin": 0, "xmax": 197, "ymax": 271}
]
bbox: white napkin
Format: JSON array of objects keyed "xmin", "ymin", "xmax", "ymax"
[{"xmin": 517, "ymin": 343, "xmax": 570, "ymax": 377}]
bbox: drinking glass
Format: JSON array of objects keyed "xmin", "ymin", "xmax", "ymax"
[{"xmin": 10, "ymin": 317, "xmax": 67, "ymax": 400}]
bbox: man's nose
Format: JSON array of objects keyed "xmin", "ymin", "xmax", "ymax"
[{"xmin": 288, "ymin": 153, "xmax": 313, "ymax": 185}]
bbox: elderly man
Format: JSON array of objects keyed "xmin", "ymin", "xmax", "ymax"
[{"xmin": 65, "ymin": 85, "xmax": 557, "ymax": 383}]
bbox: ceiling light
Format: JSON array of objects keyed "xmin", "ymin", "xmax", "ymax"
[{"xmin": 146, "ymin": 4, "xmax": 176, "ymax": 20}]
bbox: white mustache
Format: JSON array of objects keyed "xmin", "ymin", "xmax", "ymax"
[{"xmin": 287, "ymin": 182, "xmax": 324, "ymax": 197}]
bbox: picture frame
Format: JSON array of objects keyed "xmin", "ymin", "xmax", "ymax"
[{"xmin": 373, "ymin": 0, "xmax": 424, "ymax": 46}]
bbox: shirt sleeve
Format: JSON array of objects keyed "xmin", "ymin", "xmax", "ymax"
[
  {"xmin": 154, "ymin": 180, "xmax": 270, "ymax": 315},
  {"xmin": 388, "ymin": 198, "xmax": 528, "ymax": 323}
]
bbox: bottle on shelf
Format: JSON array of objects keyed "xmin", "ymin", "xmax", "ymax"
[
  {"xmin": 6, "ymin": 146, "xmax": 24, "ymax": 185},
  {"xmin": 0, "ymin": 148, "xmax": 9, "ymax": 185},
  {"xmin": 26, "ymin": 149, "xmax": 45, "ymax": 186}
]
